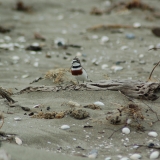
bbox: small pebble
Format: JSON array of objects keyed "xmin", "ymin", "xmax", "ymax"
[
  {"xmin": 105, "ymin": 157, "xmax": 111, "ymax": 160},
  {"xmin": 61, "ymin": 125, "xmax": 70, "ymax": 130},
  {"xmin": 148, "ymin": 131, "xmax": 158, "ymax": 137},
  {"xmin": 126, "ymin": 33, "xmax": 135, "ymax": 39},
  {"xmin": 122, "ymin": 127, "xmax": 130, "ymax": 134},
  {"xmin": 130, "ymin": 153, "xmax": 141, "ymax": 159},
  {"xmin": 150, "ymin": 151, "xmax": 159, "ymax": 159}
]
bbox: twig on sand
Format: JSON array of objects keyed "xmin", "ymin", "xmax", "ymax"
[
  {"xmin": 0, "ymin": 88, "xmax": 15, "ymax": 103},
  {"xmin": 147, "ymin": 61, "xmax": 160, "ymax": 82}
]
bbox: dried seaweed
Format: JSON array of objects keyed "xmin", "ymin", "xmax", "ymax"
[
  {"xmin": 32, "ymin": 111, "xmax": 65, "ymax": 119},
  {"xmin": 83, "ymin": 104, "xmax": 102, "ymax": 110},
  {"xmin": 45, "ymin": 68, "xmax": 74, "ymax": 84},
  {"xmin": 15, "ymin": 1, "xmax": 32, "ymax": 12},
  {"xmin": 0, "ymin": 26, "xmax": 11, "ymax": 33},
  {"xmin": 106, "ymin": 0, "xmax": 155, "ymax": 14}
]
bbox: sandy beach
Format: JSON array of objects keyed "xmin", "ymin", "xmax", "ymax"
[{"xmin": 0, "ymin": 0, "xmax": 160, "ymax": 159}]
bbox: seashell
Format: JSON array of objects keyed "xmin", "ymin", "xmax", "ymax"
[
  {"xmin": 121, "ymin": 46, "xmax": 128, "ymax": 50},
  {"xmin": 12, "ymin": 56, "xmax": 20, "ymax": 61},
  {"xmin": 68, "ymin": 101, "xmax": 81, "ymax": 107},
  {"xmin": 92, "ymin": 35, "xmax": 99, "ymax": 39},
  {"xmin": 126, "ymin": 118, "xmax": 132, "ymax": 124},
  {"xmin": 33, "ymin": 104, "xmax": 41, "ymax": 108},
  {"xmin": 32, "ymin": 42, "xmax": 39, "ymax": 47},
  {"xmin": 101, "ymin": 64, "xmax": 108, "ymax": 70},
  {"xmin": 21, "ymin": 74, "xmax": 29, "ymax": 78},
  {"xmin": 130, "ymin": 153, "xmax": 141, "ymax": 159},
  {"xmin": 105, "ymin": 157, "xmax": 112, "ymax": 160},
  {"xmin": 14, "ymin": 117, "xmax": 21, "ymax": 121},
  {"xmin": 100, "ymin": 36, "xmax": 109, "ymax": 44},
  {"xmin": 139, "ymin": 54, "xmax": 144, "ymax": 58},
  {"xmin": 76, "ymin": 52, "xmax": 82, "ymax": 57},
  {"xmin": 88, "ymin": 149, "xmax": 98, "ymax": 158},
  {"xmin": 148, "ymin": 131, "xmax": 158, "ymax": 137},
  {"xmin": 122, "ymin": 127, "xmax": 130, "ymax": 134},
  {"xmin": 150, "ymin": 151, "xmax": 159, "ymax": 159},
  {"xmin": 111, "ymin": 65, "xmax": 123, "ymax": 72},
  {"xmin": 94, "ymin": 101, "xmax": 104, "ymax": 106},
  {"xmin": 60, "ymin": 125, "xmax": 70, "ymax": 130},
  {"xmin": 133, "ymin": 22, "xmax": 141, "ymax": 28},
  {"xmin": 15, "ymin": 136, "xmax": 22, "ymax": 145}
]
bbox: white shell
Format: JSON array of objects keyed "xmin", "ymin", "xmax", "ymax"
[
  {"xmin": 88, "ymin": 149, "xmax": 98, "ymax": 158},
  {"xmin": 130, "ymin": 153, "xmax": 141, "ymax": 159},
  {"xmin": 126, "ymin": 119, "xmax": 132, "ymax": 124},
  {"xmin": 100, "ymin": 36, "xmax": 109, "ymax": 44},
  {"xmin": 122, "ymin": 127, "xmax": 130, "ymax": 134},
  {"xmin": 101, "ymin": 64, "xmax": 108, "ymax": 70},
  {"xmin": 150, "ymin": 151, "xmax": 159, "ymax": 159},
  {"xmin": 21, "ymin": 74, "xmax": 29, "ymax": 78},
  {"xmin": 60, "ymin": 125, "xmax": 70, "ymax": 130},
  {"xmin": 148, "ymin": 132, "xmax": 158, "ymax": 137},
  {"xmin": 121, "ymin": 46, "xmax": 128, "ymax": 50},
  {"xmin": 94, "ymin": 101, "xmax": 104, "ymax": 106},
  {"xmin": 133, "ymin": 22, "xmax": 141, "ymax": 28},
  {"xmin": 111, "ymin": 65, "xmax": 123, "ymax": 72},
  {"xmin": 105, "ymin": 157, "xmax": 111, "ymax": 160},
  {"xmin": 15, "ymin": 136, "xmax": 22, "ymax": 145},
  {"xmin": 14, "ymin": 117, "xmax": 21, "ymax": 121}
]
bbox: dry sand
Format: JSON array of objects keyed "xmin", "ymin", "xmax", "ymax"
[{"xmin": 0, "ymin": 0, "xmax": 160, "ymax": 159}]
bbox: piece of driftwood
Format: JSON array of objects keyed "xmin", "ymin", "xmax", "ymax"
[
  {"xmin": 18, "ymin": 80, "xmax": 160, "ymax": 101},
  {"xmin": 0, "ymin": 88, "xmax": 15, "ymax": 103}
]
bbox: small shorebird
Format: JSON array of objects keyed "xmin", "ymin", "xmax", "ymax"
[{"xmin": 71, "ymin": 57, "xmax": 91, "ymax": 83}]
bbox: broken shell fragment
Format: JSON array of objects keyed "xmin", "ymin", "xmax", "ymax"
[
  {"xmin": 122, "ymin": 127, "xmax": 130, "ymax": 134},
  {"xmin": 111, "ymin": 65, "xmax": 123, "ymax": 72},
  {"xmin": 88, "ymin": 149, "xmax": 98, "ymax": 158},
  {"xmin": 60, "ymin": 125, "xmax": 70, "ymax": 130},
  {"xmin": 148, "ymin": 131, "xmax": 158, "ymax": 137},
  {"xmin": 94, "ymin": 101, "xmax": 104, "ymax": 106},
  {"xmin": 15, "ymin": 136, "xmax": 22, "ymax": 145},
  {"xmin": 14, "ymin": 117, "xmax": 22, "ymax": 121},
  {"xmin": 100, "ymin": 36, "xmax": 109, "ymax": 45}
]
